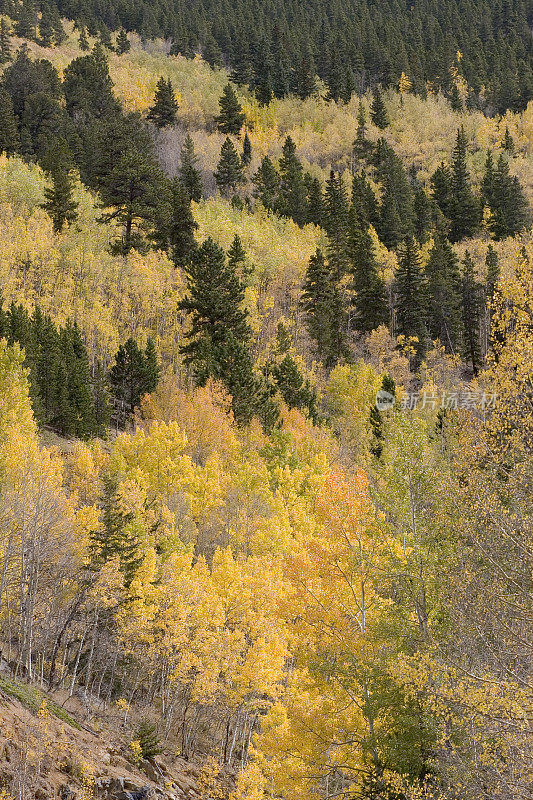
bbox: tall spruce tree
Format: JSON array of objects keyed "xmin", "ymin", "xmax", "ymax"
[
  {"xmin": 214, "ymin": 136, "xmax": 245, "ymax": 197},
  {"xmin": 241, "ymin": 131, "xmax": 252, "ymax": 165},
  {"xmin": 425, "ymin": 227, "xmax": 463, "ymax": 353},
  {"xmin": 41, "ymin": 139, "xmax": 78, "ymax": 233},
  {"xmin": 0, "ymin": 88, "xmax": 19, "ymax": 155},
  {"xmin": 252, "ymin": 156, "xmax": 279, "ymax": 211},
  {"xmin": 394, "ymin": 236, "xmax": 427, "ymax": 362},
  {"xmin": 353, "ymin": 103, "xmax": 372, "ymax": 165},
  {"xmin": 99, "ymin": 149, "xmax": 164, "ymax": 255},
  {"xmin": 350, "ymin": 223, "xmax": 388, "ymax": 333},
  {"xmin": 461, "ymin": 251, "xmax": 483, "ymax": 374},
  {"xmin": 78, "ymin": 25, "xmax": 90, "ymax": 51},
  {"xmin": 305, "ymin": 175, "xmax": 324, "ymax": 227},
  {"xmin": 116, "ymin": 28, "xmax": 130, "ymax": 55},
  {"xmin": 0, "ymin": 18, "xmax": 11, "ymax": 64},
  {"xmin": 178, "ymin": 134, "xmax": 203, "ymax": 202},
  {"xmin": 155, "ymin": 177, "xmax": 198, "ymax": 267},
  {"xmin": 482, "ymin": 153, "xmax": 530, "ymax": 239},
  {"xmin": 91, "ymin": 475, "xmax": 142, "ymax": 585},
  {"xmin": 323, "ymin": 170, "xmax": 350, "ymax": 279},
  {"xmin": 215, "ymin": 83, "xmax": 245, "ymax": 135},
  {"xmin": 275, "ymin": 136, "xmax": 307, "ymax": 226},
  {"xmin": 109, "ymin": 337, "xmax": 158, "ymax": 415},
  {"xmin": 370, "ymin": 87, "xmax": 390, "ymax": 129},
  {"xmin": 147, "ymin": 77, "xmax": 178, "ymax": 128},
  {"xmin": 301, "ymin": 248, "xmax": 348, "ymax": 368},
  {"xmin": 179, "ymin": 236, "xmax": 250, "ymax": 377},
  {"xmin": 448, "ymin": 127, "xmax": 481, "ymax": 242}
]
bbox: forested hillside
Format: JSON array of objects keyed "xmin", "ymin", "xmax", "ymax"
[{"xmin": 0, "ymin": 6, "xmax": 531, "ymax": 800}]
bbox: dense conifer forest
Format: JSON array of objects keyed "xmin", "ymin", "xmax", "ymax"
[{"xmin": 0, "ymin": 3, "xmax": 531, "ymax": 799}]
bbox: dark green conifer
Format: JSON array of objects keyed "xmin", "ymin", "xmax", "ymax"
[
  {"xmin": 41, "ymin": 139, "xmax": 78, "ymax": 233},
  {"xmin": 134, "ymin": 720, "xmax": 162, "ymax": 760},
  {"xmin": 370, "ymin": 87, "xmax": 389, "ymax": 129},
  {"xmin": 109, "ymin": 338, "xmax": 153, "ymax": 415},
  {"xmin": 147, "ymin": 77, "xmax": 178, "ymax": 128},
  {"xmin": 252, "ymin": 156, "xmax": 279, "ymax": 211},
  {"xmin": 115, "ymin": 28, "xmax": 130, "ymax": 55},
  {"xmin": 215, "ymin": 84, "xmax": 245, "ymax": 135},
  {"xmin": 156, "ymin": 177, "xmax": 198, "ymax": 267},
  {"xmin": 179, "ymin": 237, "xmax": 250, "ymax": 378},
  {"xmin": 275, "ymin": 136, "xmax": 307, "ymax": 226},
  {"xmin": 350, "ymin": 223, "xmax": 388, "ymax": 333},
  {"xmin": 323, "ymin": 169, "xmax": 349, "ymax": 279},
  {"xmin": 448, "ymin": 127, "xmax": 481, "ymax": 242},
  {"xmin": 483, "ymin": 153, "xmax": 530, "ymax": 239},
  {"xmin": 0, "ymin": 18, "xmax": 12, "ymax": 64},
  {"xmin": 485, "ymin": 244, "xmax": 499, "ymax": 302},
  {"xmin": 425, "ymin": 227, "xmax": 463, "ymax": 353},
  {"xmin": 0, "ymin": 88, "xmax": 19, "ymax": 155},
  {"xmin": 305, "ymin": 175, "xmax": 324, "ymax": 227},
  {"xmin": 301, "ymin": 248, "xmax": 348, "ymax": 368},
  {"xmin": 502, "ymin": 126, "xmax": 514, "ymax": 153},
  {"xmin": 78, "ymin": 25, "xmax": 90, "ymax": 51},
  {"xmin": 214, "ymin": 136, "xmax": 245, "ymax": 197},
  {"xmin": 461, "ymin": 251, "xmax": 483, "ymax": 375},
  {"xmin": 394, "ymin": 236, "xmax": 427, "ymax": 363},
  {"xmin": 241, "ymin": 131, "xmax": 252, "ymax": 166},
  {"xmin": 271, "ymin": 354, "xmax": 318, "ymax": 423},
  {"xmin": 353, "ymin": 103, "xmax": 372, "ymax": 166},
  {"xmin": 99, "ymin": 150, "xmax": 164, "ymax": 255},
  {"xmin": 15, "ymin": 1, "xmax": 36, "ymax": 39},
  {"xmin": 178, "ymin": 134, "xmax": 203, "ymax": 202}
]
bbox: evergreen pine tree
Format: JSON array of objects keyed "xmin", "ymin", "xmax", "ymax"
[
  {"xmin": 0, "ymin": 18, "xmax": 12, "ymax": 64},
  {"xmin": 147, "ymin": 77, "xmax": 178, "ymax": 128},
  {"xmin": 425, "ymin": 227, "xmax": 463, "ymax": 353},
  {"xmin": 214, "ymin": 136, "xmax": 245, "ymax": 197},
  {"xmin": 275, "ymin": 136, "xmax": 307, "ymax": 226},
  {"xmin": 15, "ymin": 1, "xmax": 36, "ymax": 39},
  {"xmin": 109, "ymin": 338, "xmax": 151, "ymax": 415},
  {"xmin": 301, "ymin": 248, "xmax": 348, "ymax": 368},
  {"xmin": 155, "ymin": 177, "xmax": 198, "ymax": 267},
  {"xmin": 502, "ymin": 126, "xmax": 514, "ymax": 153},
  {"xmin": 353, "ymin": 103, "xmax": 372, "ymax": 165},
  {"xmin": 99, "ymin": 150, "xmax": 164, "ymax": 255},
  {"xmin": 78, "ymin": 25, "xmax": 90, "ymax": 51},
  {"xmin": 294, "ymin": 41, "xmax": 316, "ymax": 99},
  {"xmin": 134, "ymin": 720, "xmax": 162, "ymax": 759},
  {"xmin": 252, "ymin": 156, "xmax": 279, "ymax": 211},
  {"xmin": 0, "ymin": 88, "xmax": 19, "ymax": 155},
  {"xmin": 430, "ymin": 162, "xmax": 453, "ymax": 220},
  {"xmin": 227, "ymin": 233, "xmax": 251, "ymax": 280},
  {"xmin": 41, "ymin": 139, "xmax": 78, "ymax": 233},
  {"xmin": 179, "ymin": 237, "xmax": 251, "ymax": 379},
  {"xmin": 448, "ymin": 126, "xmax": 481, "ymax": 242},
  {"xmin": 394, "ymin": 236, "xmax": 427, "ymax": 363},
  {"xmin": 178, "ymin": 134, "xmax": 203, "ymax": 202},
  {"xmin": 351, "ymin": 171, "xmax": 379, "ymax": 227},
  {"xmin": 323, "ymin": 170, "xmax": 349, "ymax": 279},
  {"xmin": 485, "ymin": 244, "xmax": 499, "ymax": 302},
  {"xmin": 215, "ymin": 84, "xmax": 245, "ymax": 135},
  {"xmin": 461, "ymin": 251, "xmax": 483, "ymax": 375},
  {"xmin": 305, "ymin": 175, "xmax": 324, "ymax": 227},
  {"xmin": 350, "ymin": 223, "xmax": 388, "ymax": 332},
  {"xmin": 370, "ymin": 87, "xmax": 390, "ymax": 129},
  {"xmin": 91, "ymin": 475, "xmax": 142, "ymax": 585},
  {"xmin": 483, "ymin": 153, "xmax": 530, "ymax": 239},
  {"xmin": 271, "ymin": 354, "xmax": 318, "ymax": 423},
  {"xmin": 241, "ymin": 131, "xmax": 252, "ymax": 166},
  {"xmin": 115, "ymin": 28, "xmax": 130, "ymax": 55},
  {"xmin": 38, "ymin": 4, "xmax": 54, "ymax": 47}
]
